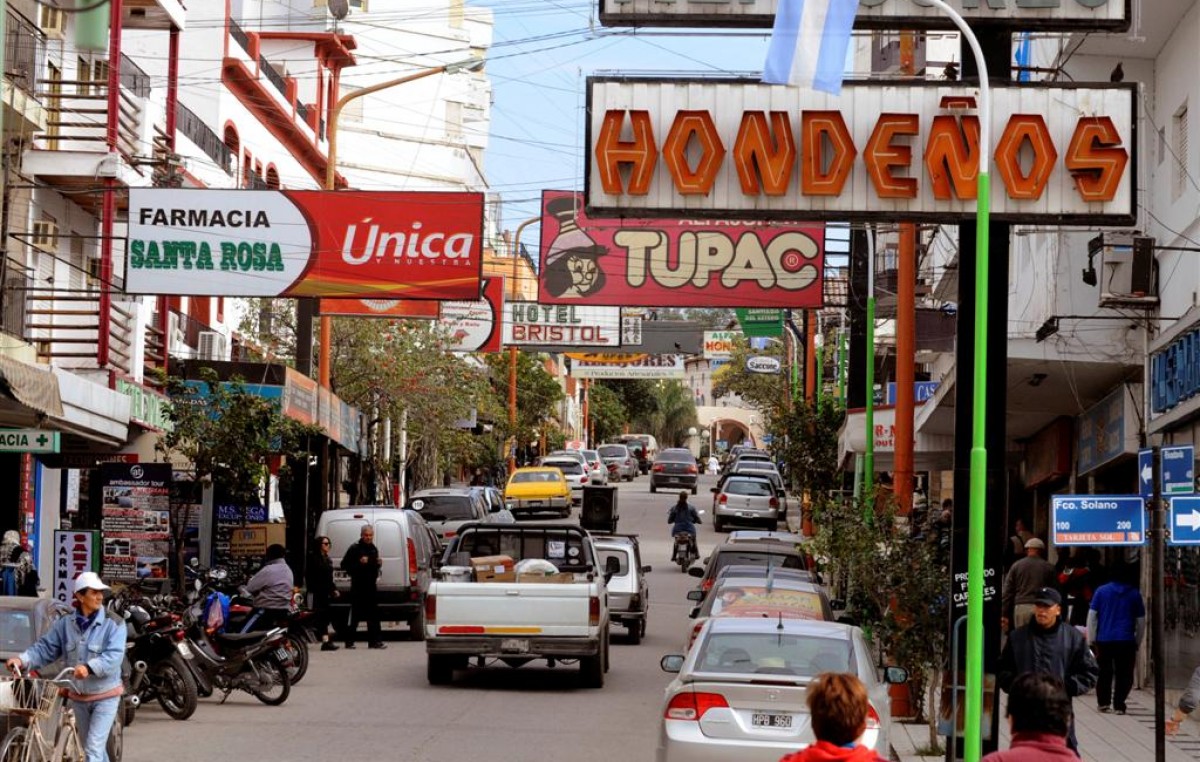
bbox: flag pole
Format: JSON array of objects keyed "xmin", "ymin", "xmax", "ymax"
[{"xmin": 922, "ymin": 4, "xmax": 992, "ymax": 761}]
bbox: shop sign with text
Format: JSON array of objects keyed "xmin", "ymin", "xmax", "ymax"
[
  {"xmin": 538, "ymin": 190, "xmax": 823, "ymax": 307},
  {"xmin": 442, "ymin": 278, "xmax": 504, "ymax": 353},
  {"xmin": 703, "ymin": 331, "xmax": 736, "ymax": 360},
  {"xmin": 587, "ymin": 80, "xmax": 1135, "ymax": 225},
  {"xmin": 126, "ymin": 189, "xmax": 483, "ymax": 299},
  {"xmin": 569, "ymin": 354, "xmax": 685, "ymax": 379},
  {"xmin": 504, "ymin": 302, "xmax": 621, "ymax": 347},
  {"xmin": 599, "ymin": 0, "xmax": 1128, "ymax": 30}
]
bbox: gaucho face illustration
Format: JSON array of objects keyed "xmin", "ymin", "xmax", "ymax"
[{"xmin": 543, "ymin": 197, "xmax": 607, "ymax": 299}]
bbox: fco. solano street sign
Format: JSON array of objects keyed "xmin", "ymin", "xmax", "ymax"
[{"xmin": 1051, "ymin": 495, "xmax": 1145, "ymax": 547}]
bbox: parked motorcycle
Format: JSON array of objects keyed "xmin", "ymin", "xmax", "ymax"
[
  {"xmin": 110, "ymin": 587, "xmax": 199, "ymax": 723},
  {"xmin": 226, "ymin": 592, "xmax": 312, "ymax": 685},
  {"xmin": 672, "ymin": 533, "xmax": 698, "ymax": 572}
]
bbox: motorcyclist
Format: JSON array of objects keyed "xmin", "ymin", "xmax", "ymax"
[
  {"xmin": 242, "ymin": 544, "xmax": 294, "ymax": 632},
  {"xmin": 668, "ymin": 491, "xmax": 702, "ymax": 559}
]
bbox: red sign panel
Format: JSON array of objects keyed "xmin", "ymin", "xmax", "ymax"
[
  {"xmin": 537, "ymin": 191, "xmax": 823, "ymax": 307},
  {"xmin": 318, "ymin": 298, "xmax": 440, "ymax": 319}
]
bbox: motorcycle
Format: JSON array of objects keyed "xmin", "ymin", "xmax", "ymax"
[
  {"xmin": 121, "ymin": 602, "xmax": 199, "ymax": 721},
  {"xmin": 673, "ymin": 533, "xmax": 698, "ymax": 571},
  {"xmin": 226, "ymin": 591, "xmax": 312, "ymax": 685}
]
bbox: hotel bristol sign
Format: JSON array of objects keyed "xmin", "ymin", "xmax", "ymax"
[
  {"xmin": 586, "ymin": 78, "xmax": 1135, "ymax": 225},
  {"xmin": 599, "ymin": 0, "xmax": 1129, "ymax": 30}
]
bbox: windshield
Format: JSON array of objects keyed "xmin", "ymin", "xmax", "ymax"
[
  {"xmin": 695, "ymin": 632, "xmax": 852, "ymax": 676},
  {"xmin": 711, "ymin": 551, "xmax": 806, "ymax": 575},
  {"xmin": 598, "ymin": 446, "xmax": 626, "ymax": 458},
  {"xmin": 546, "ymin": 461, "xmax": 584, "ymax": 475},
  {"xmin": 657, "ymin": 451, "xmax": 695, "ymax": 463},
  {"xmin": 725, "ymin": 480, "xmax": 775, "ymax": 497},
  {"xmin": 410, "ymin": 496, "xmax": 475, "ymax": 521},
  {"xmin": 596, "ymin": 547, "xmax": 630, "ymax": 576},
  {"xmin": 511, "ymin": 471, "xmax": 561, "ymax": 484},
  {"xmin": 581, "ymin": 450, "xmax": 599, "ymax": 462}
]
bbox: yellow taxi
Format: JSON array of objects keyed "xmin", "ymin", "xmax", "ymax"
[{"xmin": 504, "ymin": 467, "xmax": 572, "ymax": 518}]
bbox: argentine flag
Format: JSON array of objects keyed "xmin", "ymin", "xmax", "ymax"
[{"xmin": 762, "ymin": 0, "xmax": 858, "ymax": 94}]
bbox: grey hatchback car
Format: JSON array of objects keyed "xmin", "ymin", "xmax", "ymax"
[{"xmin": 650, "ymin": 449, "xmax": 700, "ymax": 494}]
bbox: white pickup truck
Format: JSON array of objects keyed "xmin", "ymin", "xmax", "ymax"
[{"xmin": 424, "ymin": 523, "xmax": 614, "ymax": 688}]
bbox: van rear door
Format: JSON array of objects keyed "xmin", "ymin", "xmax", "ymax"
[{"xmin": 373, "ymin": 516, "xmax": 407, "ymax": 593}]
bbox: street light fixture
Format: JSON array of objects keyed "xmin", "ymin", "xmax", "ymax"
[{"xmin": 317, "ymin": 56, "xmax": 487, "ymax": 389}]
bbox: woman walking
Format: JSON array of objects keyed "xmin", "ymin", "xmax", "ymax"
[{"xmin": 309, "ymin": 536, "xmax": 340, "ymax": 651}]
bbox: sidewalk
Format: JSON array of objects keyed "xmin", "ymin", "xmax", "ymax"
[{"xmin": 890, "ymin": 688, "xmax": 1200, "ymax": 761}]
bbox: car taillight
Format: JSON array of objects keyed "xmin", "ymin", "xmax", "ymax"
[
  {"xmin": 665, "ymin": 691, "xmax": 729, "ymax": 721},
  {"xmin": 686, "ymin": 465, "xmax": 698, "ymax": 474},
  {"xmin": 407, "ymin": 538, "xmax": 418, "ymax": 585},
  {"xmin": 768, "ymin": 497, "xmax": 779, "ymax": 508},
  {"xmin": 443, "ymin": 531, "xmax": 456, "ymax": 539},
  {"xmin": 589, "ymin": 596, "xmax": 600, "ymax": 627},
  {"xmin": 866, "ymin": 702, "xmax": 881, "ymax": 730},
  {"xmin": 718, "ymin": 494, "xmax": 727, "ymax": 504},
  {"xmin": 425, "ymin": 595, "xmax": 436, "ymax": 624},
  {"xmin": 688, "ymin": 622, "xmax": 703, "ymax": 649},
  {"xmin": 653, "ymin": 464, "xmax": 665, "ymax": 472},
  {"xmin": 173, "ymin": 629, "xmax": 186, "ymax": 641}
]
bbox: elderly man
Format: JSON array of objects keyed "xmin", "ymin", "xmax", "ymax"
[
  {"xmin": 341, "ymin": 524, "xmax": 385, "ymax": 650},
  {"xmin": 1002, "ymin": 537, "xmax": 1058, "ymax": 631},
  {"xmin": 998, "ymin": 587, "xmax": 1099, "ymax": 755},
  {"xmin": 7, "ymin": 572, "xmax": 125, "ymax": 762}
]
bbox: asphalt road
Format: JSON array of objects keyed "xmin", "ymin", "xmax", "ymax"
[{"xmin": 123, "ymin": 474, "xmax": 730, "ymax": 762}]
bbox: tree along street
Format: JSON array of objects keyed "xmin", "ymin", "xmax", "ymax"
[{"xmin": 122, "ymin": 477, "xmax": 724, "ymax": 761}]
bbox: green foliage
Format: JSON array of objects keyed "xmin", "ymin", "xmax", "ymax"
[
  {"xmin": 482, "ymin": 351, "xmax": 564, "ymax": 451},
  {"xmin": 588, "ymin": 383, "xmax": 627, "ymax": 444},
  {"xmin": 599, "ymin": 379, "xmax": 657, "ymax": 425},
  {"xmin": 639, "ymin": 379, "xmax": 699, "ymax": 448},
  {"xmin": 712, "ymin": 340, "xmax": 788, "ymax": 420},
  {"xmin": 770, "ymin": 401, "xmax": 845, "ymax": 494}
]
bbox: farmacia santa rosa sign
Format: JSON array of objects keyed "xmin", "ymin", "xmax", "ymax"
[{"xmin": 125, "ymin": 189, "xmax": 484, "ymax": 299}]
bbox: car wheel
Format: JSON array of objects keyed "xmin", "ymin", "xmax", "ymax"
[
  {"xmin": 712, "ymin": 516, "xmax": 724, "ymax": 533},
  {"xmin": 427, "ymin": 654, "xmax": 456, "ymax": 685},
  {"xmin": 408, "ymin": 604, "xmax": 427, "ymax": 642},
  {"xmin": 626, "ymin": 621, "xmax": 642, "ymax": 645},
  {"xmin": 691, "ymin": 486, "xmax": 698, "ymax": 495}
]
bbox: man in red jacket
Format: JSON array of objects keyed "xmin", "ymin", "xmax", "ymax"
[{"xmin": 983, "ymin": 672, "xmax": 1077, "ymax": 761}]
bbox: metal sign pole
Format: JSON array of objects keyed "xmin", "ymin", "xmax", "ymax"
[{"xmin": 1152, "ymin": 445, "xmax": 1165, "ymax": 762}]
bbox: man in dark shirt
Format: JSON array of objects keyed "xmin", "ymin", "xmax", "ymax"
[
  {"xmin": 341, "ymin": 524, "xmax": 385, "ymax": 650},
  {"xmin": 1002, "ymin": 538, "xmax": 1058, "ymax": 631}
]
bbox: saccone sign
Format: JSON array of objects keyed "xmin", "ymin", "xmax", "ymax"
[{"xmin": 126, "ymin": 189, "xmax": 484, "ymax": 299}]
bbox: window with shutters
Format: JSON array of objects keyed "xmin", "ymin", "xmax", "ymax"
[{"xmin": 1175, "ymin": 104, "xmax": 1189, "ymax": 201}]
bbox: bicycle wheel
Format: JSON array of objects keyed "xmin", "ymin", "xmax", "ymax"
[
  {"xmin": 51, "ymin": 722, "xmax": 82, "ymax": 762},
  {"xmin": 0, "ymin": 727, "xmax": 27, "ymax": 762},
  {"xmin": 246, "ymin": 657, "xmax": 290, "ymax": 706}
]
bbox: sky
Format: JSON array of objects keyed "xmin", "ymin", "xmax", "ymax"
[{"xmin": 475, "ymin": 0, "xmax": 777, "ymax": 238}]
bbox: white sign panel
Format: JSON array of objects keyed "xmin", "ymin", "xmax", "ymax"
[
  {"xmin": 53, "ymin": 530, "xmax": 97, "ymax": 605},
  {"xmin": 586, "ymin": 79, "xmax": 1135, "ymax": 225},
  {"xmin": 703, "ymin": 331, "xmax": 736, "ymax": 360},
  {"xmin": 622, "ymin": 316, "xmax": 643, "ymax": 347},
  {"xmin": 503, "ymin": 303, "xmax": 622, "ymax": 347},
  {"xmin": 569, "ymin": 354, "xmax": 686, "ymax": 379},
  {"xmin": 599, "ymin": 0, "xmax": 1129, "ymax": 30}
]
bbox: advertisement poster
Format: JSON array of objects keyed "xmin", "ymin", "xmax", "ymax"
[
  {"xmin": 441, "ymin": 278, "xmax": 504, "ymax": 353},
  {"xmin": 100, "ymin": 463, "xmax": 171, "ymax": 582},
  {"xmin": 212, "ymin": 501, "xmax": 269, "ymax": 580},
  {"xmin": 126, "ymin": 189, "xmax": 484, "ymax": 300},
  {"xmin": 52, "ymin": 530, "xmax": 99, "ymax": 605},
  {"xmin": 504, "ymin": 302, "xmax": 622, "ymax": 347},
  {"xmin": 568, "ymin": 353, "xmax": 686, "ymax": 379},
  {"xmin": 538, "ymin": 191, "xmax": 824, "ymax": 307}
]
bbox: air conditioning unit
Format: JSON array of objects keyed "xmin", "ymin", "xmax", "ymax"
[
  {"xmin": 1091, "ymin": 232, "xmax": 1158, "ymax": 308},
  {"xmin": 197, "ymin": 331, "xmax": 230, "ymax": 361},
  {"xmin": 31, "ymin": 221, "xmax": 58, "ymax": 252}
]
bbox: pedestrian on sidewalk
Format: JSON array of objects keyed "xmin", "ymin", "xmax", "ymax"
[
  {"xmin": 308, "ymin": 536, "xmax": 340, "ymax": 652},
  {"xmin": 1088, "ymin": 564, "xmax": 1145, "ymax": 715},
  {"xmin": 777, "ymin": 672, "xmax": 887, "ymax": 762},
  {"xmin": 341, "ymin": 524, "xmax": 386, "ymax": 650},
  {"xmin": 1002, "ymin": 538, "xmax": 1058, "ymax": 632},
  {"xmin": 1167, "ymin": 665, "xmax": 1200, "ymax": 735},
  {"xmin": 998, "ymin": 587, "xmax": 1099, "ymax": 755},
  {"xmin": 983, "ymin": 673, "xmax": 1077, "ymax": 761}
]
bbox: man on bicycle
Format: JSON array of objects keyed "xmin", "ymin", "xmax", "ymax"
[{"xmin": 6, "ymin": 572, "xmax": 125, "ymax": 762}]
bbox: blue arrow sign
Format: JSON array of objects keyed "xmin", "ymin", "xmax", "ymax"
[
  {"xmin": 1051, "ymin": 495, "xmax": 1146, "ymax": 547},
  {"xmin": 1170, "ymin": 497, "xmax": 1200, "ymax": 546},
  {"xmin": 1139, "ymin": 448, "xmax": 1154, "ymax": 500},
  {"xmin": 1162, "ymin": 445, "xmax": 1195, "ymax": 495}
]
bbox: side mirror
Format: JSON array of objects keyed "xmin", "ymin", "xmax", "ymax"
[
  {"xmin": 687, "ymin": 566, "xmax": 705, "ymax": 578},
  {"xmin": 641, "ymin": 565, "xmax": 653, "ymax": 574},
  {"xmin": 688, "ymin": 607, "xmax": 700, "ymax": 619},
  {"xmin": 884, "ymin": 666, "xmax": 909, "ymax": 685},
  {"xmin": 710, "ymin": 487, "xmax": 719, "ymax": 494},
  {"xmin": 660, "ymin": 655, "xmax": 685, "ymax": 673},
  {"xmin": 686, "ymin": 589, "xmax": 704, "ymax": 601},
  {"xmin": 777, "ymin": 489, "xmax": 786, "ymax": 498}
]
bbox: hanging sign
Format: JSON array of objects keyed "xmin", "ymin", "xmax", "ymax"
[
  {"xmin": 703, "ymin": 331, "xmax": 736, "ymax": 360},
  {"xmin": 586, "ymin": 79, "xmax": 1135, "ymax": 225},
  {"xmin": 503, "ymin": 303, "xmax": 622, "ymax": 347},
  {"xmin": 538, "ymin": 190, "xmax": 823, "ymax": 308},
  {"xmin": 737, "ymin": 308, "xmax": 785, "ymax": 338},
  {"xmin": 126, "ymin": 189, "xmax": 484, "ymax": 299},
  {"xmin": 52, "ymin": 530, "xmax": 100, "ymax": 605},
  {"xmin": 318, "ymin": 298, "xmax": 440, "ymax": 319},
  {"xmin": 569, "ymin": 354, "xmax": 685, "ymax": 379},
  {"xmin": 441, "ymin": 278, "xmax": 504, "ymax": 353}
]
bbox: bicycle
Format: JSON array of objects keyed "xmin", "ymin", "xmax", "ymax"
[{"xmin": 0, "ymin": 668, "xmax": 82, "ymax": 762}]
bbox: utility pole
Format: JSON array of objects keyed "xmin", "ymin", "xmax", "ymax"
[{"xmin": 895, "ymin": 224, "xmax": 916, "ymax": 517}]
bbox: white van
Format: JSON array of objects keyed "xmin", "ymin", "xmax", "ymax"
[{"xmin": 316, "ymin": 506, "xmax": 438, "ymax": 641}]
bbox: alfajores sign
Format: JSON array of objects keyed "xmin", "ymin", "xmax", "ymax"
[
  {"xmin": 503, "ymin": 303, "xmax": 622, "ymax": 347},
  {"xmin": 587, "ymin": 79, "xmax": 1135, "ymax": 225},
  {"xmin": 599, "ymin": 0, "xmax": 1129, "ymax": 30},
  {"xmin": 126, "ymin": 189, "xmax": 483, "ymax": 299}
]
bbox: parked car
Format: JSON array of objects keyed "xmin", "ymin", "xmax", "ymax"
[
  {"xmin": 579, "ymin": 449, "xmax": 608, "ymax": 484},
  {"xmin": 470, "ymin": 486, "xmax": 514, "ymax": 520},
  {"xmin": 542, "ymin": 449, "xmax": 590, "ymax": 471},
  {"xmin": 593, "ymin": 534, "xmax": 651, "ymax": 644},
  {"xmin": 657, "ymin": 618, "xmax": 906, "ymax": 760},
  {"xmin": 720, "ymin": 445, "xmax": 766, "ymax": 472},
  {"xmin": 711, "ymin": 471, "xmax": 788, "ymax": 526},
  {"xmin": 728, "ymin": 453, "xmax": 777, "ymax": 475},
  {"xmin": 688, "ymin": 538, "xmax": 813, "ymax": 598},
  {"xmin": 542, "ymin": 458, "xmax": 590, "ymax": 504},
  {"xmin": 598, "ymin": 443, "xmax": 639, "ymax": 482},
  {"xmin": 710, "ymin": 476, "xmax": 784, "ymax": 532},
  {"xmin": 317, "ymin": 506, "xmax": 439, "ymax": 639},
  {"xmin": 619, "ymin": 434, "xmax": 659, "ymax": 473},
  {"xmin": 408, "ymin": 488, "xmax": 511, "ymax": 543},
  {"xmin": 650, "ymin": 448, "xmax": 700, "ymax": 494},
  {"xmin": 684, "ymin": 576, "xmax": 836, "ymax": 650},
  {"xmin": 503, "ymin": 466, "xmax": 572, "ymax": 517}
]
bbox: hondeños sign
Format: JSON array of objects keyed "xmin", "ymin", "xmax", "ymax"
[
  {"xmin": 537, "ymin": 190, "xmax": 823, "ymax": 308},
  {"xmin": 126, "ymin": 189, "xmax": 484, "ymax": 299},
  {"xmin": 586, "ymin": 80, "xmax": 1135, "ymax": 225}
]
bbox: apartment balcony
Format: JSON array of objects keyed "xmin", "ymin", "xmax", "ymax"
[
  {"xmin": 3, "ymin": 8, "xmax": 47, "ymax": 137},
  {"xmin": 24, "ymin": 290, "xmax": 140, "ymax": 377},
  {"xmin": 22, "ymin": 54, "xmax": 156, "ymax": 209}
]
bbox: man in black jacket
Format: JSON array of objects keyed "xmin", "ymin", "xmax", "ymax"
[
  {"xmin": 998, "ymin": 587, "xmax": 1099, "ymax": 755},
  {"xmin": 341, "ymin": 525, "xmax": 385, "ymax": 650}
]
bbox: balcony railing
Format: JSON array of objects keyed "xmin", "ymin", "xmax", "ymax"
[
  {"xmin": 4, "ymin": 8, "xmax": 44, "ymax": 94},
  {"xmin": 176, "ymin": 102, "xmax": 232, "ymax": 175},
  {"xmin": 259, "ymin": 55, "xmax": 287, "ymax": 99},
  {"xmin": 228, "ymin": 18, "xmax": 251, "ymax": 58},
  {"xmin": 119, "ymin": 54, "xmax": 151, "ymax": 99},
  {"xmin": 35, "ymin": 73, "xmax": 146, "ymax": 162},
  {"xmin": 24, "ymin": 291, "xmax": 136, "ymax": 375}
]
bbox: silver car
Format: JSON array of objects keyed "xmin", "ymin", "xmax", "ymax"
[
  {"xmin": 594, "ymin": 534, "xmax": 651, "ymax": 643},
  {"xmin": 407, "ymin": 489, "xmax": 493, "ymax": 543},
  {"xmin": 657, "ymin": 618, "xmax": 906, "ymax": 761},
  {"xmin": 711, "ymin": 476, "xmax": 782, "ymax": 532},
  {"xmin": 598, "ymin": 443, "xmax": 639, "ymax": 481},
  {"xmin": 580, "ymin": 449, "xmax": 608, "ymax": 485}
]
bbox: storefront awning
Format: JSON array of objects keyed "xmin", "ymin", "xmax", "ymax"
[{"xmin": 0, "ymin": 354, "xmax": 63, "ymax": 418}]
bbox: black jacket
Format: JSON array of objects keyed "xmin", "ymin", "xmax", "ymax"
[
  {"xmin": 307, "ymin": 551, "xmax": 335, "ymax": 598},
  {"xmin": 340, "ymin": 541, "xmax": 381, "ymax": 593},
  {"xmin": 998, "ymin": 619, "xmax": 1099, "ymax": 699}
]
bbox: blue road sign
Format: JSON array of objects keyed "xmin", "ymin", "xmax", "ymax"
[
  {"xmin": 762, "ymin": 434, "xmax": 774, "ymax": 445},
  {"xmin": 1162, "ymin": 445, "xmax": 1195, "ymax": 495},
  {"xmin": 1051, "ymin": 495, "xmax": 1146, "ymax": 546},
  {"xmin": 1170, "ymin": 496, "xmax": 1200, "ymax": 546},
  {"xmin": 1139, "ymin": 448, "xmax": 1154, "ymax": 500}
]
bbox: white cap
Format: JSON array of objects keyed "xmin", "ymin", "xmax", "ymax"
[{"xmin": 73, "ymin": 572, "xmax": 109, "ymax": 594}]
